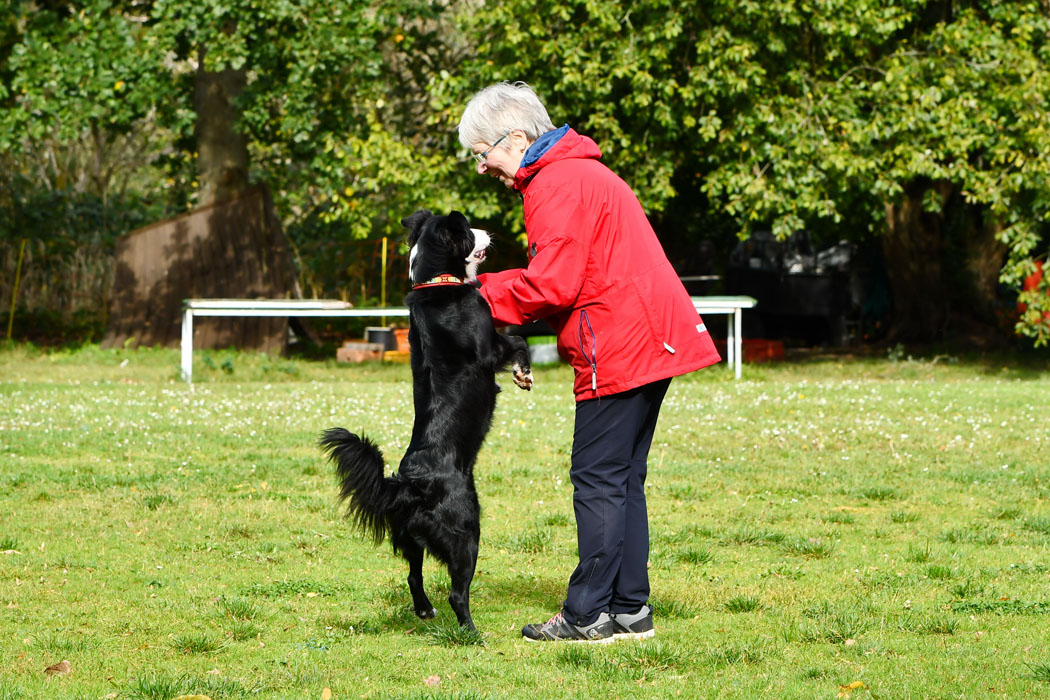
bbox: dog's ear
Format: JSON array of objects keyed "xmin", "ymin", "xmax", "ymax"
[
  {"xmin": 445, "ymin": 210, "xmax": 476, "ymax": 259},
  {"xmin": 401, "ymin": 210, "xmax": 433, "ymax": 246},
  {"xmin": 447, "ymin": 210, "xmax": 470, "ymax": 229},
  {"xmin": 401, "ymin": 210, "xmax": 433, "ymax": 230}
]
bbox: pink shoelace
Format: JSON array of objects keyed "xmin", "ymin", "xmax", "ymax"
[{"xmin": 542, "ymin": 612, "xmax": 565, "ymax": 629}]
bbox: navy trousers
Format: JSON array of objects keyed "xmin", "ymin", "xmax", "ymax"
[{"xmin": 562, "ymin": 378, "xmax": 671, "ymax": 626}]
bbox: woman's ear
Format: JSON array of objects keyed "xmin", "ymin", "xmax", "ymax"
[{"xmin": 509, "ymin": 129, "xmax": 530, "ymax": 153}]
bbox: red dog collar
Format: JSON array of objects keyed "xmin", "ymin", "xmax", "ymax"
[{"xmin": 412, "ymin": 274, "xmax": 467, "ymax": 289}]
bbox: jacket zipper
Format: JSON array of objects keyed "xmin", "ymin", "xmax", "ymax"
[{"xmin": 578, "ymin": 310, "xmax": 598, "ymax": 393}]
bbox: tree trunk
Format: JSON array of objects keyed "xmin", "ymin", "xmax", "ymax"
[
  {"xmin": 194, "ymin": 64, "xmax": 250, "ymax": 207},
  {"xmin": 960, "ymin": 210, "xmax": 1006, "ymax": 317},
  {"xmin": 881, "ymin": 179, "xmax": 953, "ymax": 342}
]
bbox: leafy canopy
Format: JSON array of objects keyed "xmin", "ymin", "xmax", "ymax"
[{"xmin": 431, "ymin": 0, "xmax": 1050, "ymax": 343}]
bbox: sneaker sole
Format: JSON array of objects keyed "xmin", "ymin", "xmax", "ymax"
[
  {"xmin": 523, "ymin": 635, "xmax": 618, "ymax": 644},
  {"xmin": 612, "ymin": 629, "xmax": 655, "ymax": 640}
]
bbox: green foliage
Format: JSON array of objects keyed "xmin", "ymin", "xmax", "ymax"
[
  {"xmin": 436, "ymin": 0, "xmax": 1050, "ymax": 342},
  {"xmin": 2, "ymin": 1, "xmax": 166, "ymax": 146},
  {"xmin": 4, "ymin": 0, "xmax": 1050, "ymax": 344},
  {"xmin": 1, "ymin": 0, "xmax": 492, "ymax": 310},
  {"xmin": 148, "ymin": 0, "xmax": 469, "ymax": 236}
]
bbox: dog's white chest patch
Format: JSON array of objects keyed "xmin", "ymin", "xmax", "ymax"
[{"xmin": 409, "ymin": 243, "xmax": 419, "ymax": 282}]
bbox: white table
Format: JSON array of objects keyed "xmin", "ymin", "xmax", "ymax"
[
  {"xmin": 180, "ymin": 296, "xmax": 757, "ymax": 383},
  {"xmin": 692, "ymin": 296, "xmax": 757, "ymax": 379},
  {"xmin": 180, "ymin": 299, "xmax": 409, "ymax": 383}
]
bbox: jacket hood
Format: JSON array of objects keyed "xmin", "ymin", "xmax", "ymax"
[{"xmin": 514, "ymin": 126, "xmax": 603, "ymax": 191}]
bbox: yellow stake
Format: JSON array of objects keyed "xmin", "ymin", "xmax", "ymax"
[{"xmin": 380, "ymin": 236, "xmax": 388, "ymax": 327}]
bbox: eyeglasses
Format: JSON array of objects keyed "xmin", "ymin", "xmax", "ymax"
[{"xmin": 472, "ymin": 132, "xmax": 510, "ymax": 164}]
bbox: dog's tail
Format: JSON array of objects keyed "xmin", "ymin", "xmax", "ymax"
[{"xmin": 319, "ymin": 428, "xmax": 395, "ymax": 545}]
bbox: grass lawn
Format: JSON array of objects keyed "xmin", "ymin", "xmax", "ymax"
[{"xmin": 1, "ymin": 343, "xmax": 1049, "ymax": 699}]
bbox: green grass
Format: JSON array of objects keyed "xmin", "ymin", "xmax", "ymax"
[
  {"xmin": 1, "ymin": 344, "xmax": 1050, "ymax": 698},
  {"xmin": 723, "ymin": 595, "xmax": 762, "ymax": 613},
  {"xmin": 678, "ymin": 545, "xmax": 714, "ymax": 565},
  {"xmin": 823, "ymin": 511, "xmax": 856, "ymax": 525},
  {"xmin": 1028, "ymin": 662, "xmax": 1050, "ymax": 683},
  {"xmin": 171, "ymin": 632, "xmax": 225, "ymax": 655},
  {"xmin": 781, "ymin": 536, "xmax": 836, "ymax": 559}
]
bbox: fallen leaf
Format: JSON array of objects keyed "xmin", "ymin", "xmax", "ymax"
[
  {"xmin": 321, "ymin": 688, "xmax": 333, "ymax": 700},
  {"xmin": 836, "ymin": 680, "xmax": 865, "ymax": 698},
  {"xmin": 44, "ymin": 660, "xmax": 70, "ymax": 675},
  {"xmin": 207, "ymin": 668, "xmax": 221, "ymax": 675},
  {"xmin": 424, "ymin": 675, "xmax": 441, "ymax": 687}
]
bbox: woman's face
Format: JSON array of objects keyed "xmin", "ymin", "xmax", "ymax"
[{"xmin": 472, "ymin": 131, "xmax": 527, "ymax": 188}]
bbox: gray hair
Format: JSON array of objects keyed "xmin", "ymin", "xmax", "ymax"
[{"xmin": 457, "ymin": 81, "xmax": 556, "ymax": 151}]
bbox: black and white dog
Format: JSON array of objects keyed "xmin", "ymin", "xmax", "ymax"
[{"xmin": 320, "ymin": 209, "xmax": 532, "ymax": 631}]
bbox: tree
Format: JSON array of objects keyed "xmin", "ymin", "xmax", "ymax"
[
  {"xmin": 432, "ymin": 0, "xmax": 1050, "ymax": 345},
  {"xmin": 1, "ymin": 1, "xmax": 172, "ymax": 207},
  {"xmin": 6, "ymin": 0, "xmax": 1049, "ymax": 345},
  {"xmin": 2, "ymin": 0, "xmax": 474, "ymax": 308},
  {"xmin": 145, "ymin": 0, "xmax": 460, "ymax": 221},
  {"xmin": 0, "ymin": 1, "xmax": 174, "ymax": 330},
  {"xmin": 698, "ymin": 0, "xmax": 1050, "ymax": 344}
]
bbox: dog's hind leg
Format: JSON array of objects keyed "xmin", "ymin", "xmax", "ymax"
[
  {"xmin": 446, "ymin": 538, "xmax": 479, "ymax": 630},
  {"xmin": 401, "ymin": 541, "xmax": 437, "ymax": 620}
]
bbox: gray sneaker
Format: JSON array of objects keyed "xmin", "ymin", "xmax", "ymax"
[
  {"xmin": 522, "ymin": 611, "xmax": 617, "ymax": 643},
  {"xmin": 609, "ymin": 605, "xmax": 654, "ymax": 640}
]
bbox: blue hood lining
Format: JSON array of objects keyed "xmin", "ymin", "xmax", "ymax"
[{"xmin": 521, "ymin": 124, "xmax": 571, "ymax": 169}]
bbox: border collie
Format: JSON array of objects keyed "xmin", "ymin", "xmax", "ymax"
[{"xmin": 320, "ymin": 209, "xmax": 532, "ymax": 631}]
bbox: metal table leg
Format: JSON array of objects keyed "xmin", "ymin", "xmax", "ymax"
[{"xmin": 180, "ymin": 309, "xmax": 194, "ymax": 383}]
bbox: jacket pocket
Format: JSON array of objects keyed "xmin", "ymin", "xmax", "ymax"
[{"xmin": 578, "ymin": 309, "xmax": 598, "ymax": 393}]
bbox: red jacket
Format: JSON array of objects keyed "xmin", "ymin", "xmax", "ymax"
[{"xmin": 479, "ymin": 126, "xmax": 721, "ymax": 400}]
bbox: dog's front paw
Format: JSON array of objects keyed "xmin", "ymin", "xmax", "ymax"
[{"xmin": 512, "ymin": 364, "xmax": 533, "ymax": 391}]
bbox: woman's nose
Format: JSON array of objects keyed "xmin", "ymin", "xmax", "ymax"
[{"xmin": 476, "ymin": 160, "xmax": 487, "ymax": 175}]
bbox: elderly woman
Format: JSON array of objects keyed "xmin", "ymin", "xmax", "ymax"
[{"xmin": 458, "ymin": 82, "xmax": 720, "ymax": 643}]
